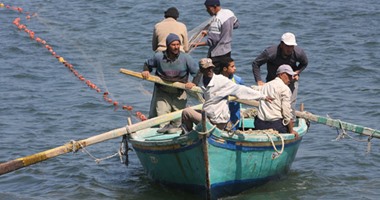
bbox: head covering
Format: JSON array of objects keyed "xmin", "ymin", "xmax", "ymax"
[
  {"xmin": 199, "ymin": 58, "xmax": 215, "ymax": 69},
  {"xmin": 164, "ymin": 7, "xmax": 179, "ymax": 19},
  {"xmin": 281, "ymin": 32, "xmax": 297, "ymax": 46},
  {"xmin": 276, "ymin": 64, "xmax": 295, "ymax": 76},
  {"xmin": 166, "ymin": 33, "xmax": 181, "ymax": 46},
  {"xmin": 204, "ymin": 0, "xmax": 220, "ymax": 6}
]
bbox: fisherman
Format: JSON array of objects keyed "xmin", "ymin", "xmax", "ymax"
[
  {"xmin": 180, "ymin": 58, "xmax": 272, "ymax": 134},
  {"xmin": 142, "ymin": 33, "xmax": 198, "ymax": 133},
  {"xmin": 254, "ymin": 64, "xmax": 299, "ymax": 138},
  {"xmin": 251, "ymin": 32, "xmax": 308, "ymax": 117},
  {"xmin": 219, "ymin": 57, "xmax": 243, "ymax": 131},
  {"xmin": 194, "ymin": 0, "xmax": 239, "ymax": 74},
  {"xmin": 152, "ymin": 7, "xmax": 189, "ymax": 53}
]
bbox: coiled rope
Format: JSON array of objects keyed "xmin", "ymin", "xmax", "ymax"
[{"xmin": 263, "ymin": 131, "xmax": 285, "ymax": 159}]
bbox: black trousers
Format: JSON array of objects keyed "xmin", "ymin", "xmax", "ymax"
[
  {"xmin": 209, "ymin": 52, "xmax": 231, "ymax": 74},
  {"xmin": 254, "ymin": 117, "xmax": 288, "ymax": 133}
]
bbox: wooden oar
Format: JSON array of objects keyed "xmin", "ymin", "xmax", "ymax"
[
  {"xmin": 0, "ymin": 104, "xmax": 202, "ymax": 176},
  {"xmin": 120, "ymin": 68, "xmax": 203, "ymax": 93},
  {"xmin": 295, "ymin": 111, "xmax": 380, "ymax": 139},
  {"xmin": 227, "ymin": 97, "xmax": 380, "ymax": 139},
  {"xmin": 120, "ymin": 68, "xmax": 205, "ymax": 103}
]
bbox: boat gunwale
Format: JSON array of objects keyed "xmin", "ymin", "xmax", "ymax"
[{"xmin": 128, "ymin": 118, "xmax": 308, "ymax": 146}]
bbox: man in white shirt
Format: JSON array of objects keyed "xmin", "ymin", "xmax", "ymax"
[
  {"xmin": 181, "ymin": 58, "xmax": 271, "ymax": 133},
  {"xmin": 255, "ymin": 64, "xmax": 299, "ymax": 138}
]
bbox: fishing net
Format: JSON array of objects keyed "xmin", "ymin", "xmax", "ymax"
[{"xmin": 187, "ymin": 17, "xmax": 213, "ymax": 53}]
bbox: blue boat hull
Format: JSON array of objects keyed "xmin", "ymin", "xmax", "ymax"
[
  {"xmin": 129, "ymin": 118, "xmax": 308, "ymax": 199},
  {"xmin": 207, "ymin": 134, "xmax": 302, "ymax": 199}
]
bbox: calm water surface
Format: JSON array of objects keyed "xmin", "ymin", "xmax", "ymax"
[{"xmin": 0, "ymin": 0, "xmax": 379, "ymax": 199}]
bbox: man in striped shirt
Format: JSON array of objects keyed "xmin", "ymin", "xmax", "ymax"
[{"xmin": 194, "ymin": 0, "xmax": 239, "ymax": 74}]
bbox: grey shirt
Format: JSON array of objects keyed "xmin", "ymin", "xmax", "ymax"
[
  {"xmin": 252, "ymin": 45, "xmax": 308, "ymax": 82},
  {"xmin": 207, "ymin": 9, "xmax": 239, "ymax": 57}
]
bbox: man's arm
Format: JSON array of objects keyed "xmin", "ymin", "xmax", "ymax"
[
  {"xmin": 295, "ymin": 47, "xmax": 308, "ymax": 74},
  {"xmin": 152, "ymin": 27, "xmax": 158, "ymax": 51},
  {"xmin": 182, "ymin": 26, "xmax": 189, "ymax": 52},
  {"xmin": 252, "ymin": 49, "xmax": 269, "ymax": 85},
  {"xmin": 287, "ymin": 120, "xmax": 299, "ymax": 138}
]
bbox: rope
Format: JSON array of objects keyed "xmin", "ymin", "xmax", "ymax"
[
  {"xmin": 335, "ymin": 120, "xmax": 367, "ymax": 142},
  {"xmin": 367, "ymin": 132, "xmax": 375, "ymax": 153},
  {"xmin": 118, "ymin": 135, "xmax": 133, "ymax": 166},
  {"xmin": 263, "ymin": 131, "xmax": 285, "ymax": 160},
  {"xmin": 69, "ymin": 140, "xmax": 78, "ymax": 153},
  {"xmin": 69, "ymin": 140, "xmax": 119, "ymax": 164},
  {"xmin": 225, "ymin": 120, "xmax": 240, "ymax": 136},
  {"xmin": 334, "ymin": 119, "xmax": 374, "ymax": 153},
  {"xmin": 198, "ymin": 125, "xmax": 216, "ymax": 135},
  {"xmin": 241, "ymin": 112, "xmax": 245, "ymax": 131}
]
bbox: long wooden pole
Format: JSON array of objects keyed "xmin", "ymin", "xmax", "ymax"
[
  {"xmin": 120, "ymin": 68, "xmax": 203, "ymax": 93},
  {"xmin": 227, "ymin": 97, "xmax": 380, "ymax": 139},
  {"xmin": 0, "ymin": 104, "xmax": 202, "ymax": 176},
  {"xmin": 120, "ymin": 68, "xmax": 205, "ymax": 103},
  {"xmin": 295, "ymin": 111, "xmax": 380, "ymax": 139}
]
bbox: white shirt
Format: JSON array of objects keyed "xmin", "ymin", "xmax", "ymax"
[
  {"xmin": 200, "ymin": 74, "xmax": 266, "ymax": 124},
  {"xmin": 257, "ymin": 77, "xmax": 293, "ymax": 124}
]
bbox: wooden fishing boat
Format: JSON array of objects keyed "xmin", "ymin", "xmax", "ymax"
[{"xmin": 128, "ymin": 109, "xmax": 309, "ymax": 199}]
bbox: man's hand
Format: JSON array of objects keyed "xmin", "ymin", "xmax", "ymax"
[
  {"xmin": 141, "ymin": 71, "xmax": 150, "ymax": 79},
  {"xmin": 185, "ymin": 82, "xmax": 195, "ymax": 90},
  {"xmin": 293, "ymin": 74, "xmax": 299, "ymax": 81},
  {"xmin": 291, "ymin": 130, "xmax": 299, "ymax": 139},
  {"xmin": 257, "ymin": 80, "xmax": 265, "ymax": 86},
  {"xmin": 293, "ymin": 70, "xmax": 300, "ymax": 81},
  {"xmin": 264, "ymin": 96, "xmax": 274, "ymax": 103}
]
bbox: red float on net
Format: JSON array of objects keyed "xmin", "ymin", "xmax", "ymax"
[{"xmin": 3, "ymin": 4, "xmax": 147, "ymax": 121}]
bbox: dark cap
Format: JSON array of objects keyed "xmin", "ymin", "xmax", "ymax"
[
  {"xmin": 164, "ymin": 7, "xmax": 179, "ymax": 19},
  {"xmin": 204, "ymin": 0, "xmax": 220, "ymax": 6},
  {"xmin": 166, "ymin": 33, "xmax": 181, "ymax": 46}
]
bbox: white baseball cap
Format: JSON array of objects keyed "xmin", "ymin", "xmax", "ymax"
[
  {"xmin": 276, "ymin": 64, "xmax": 295, "ymax": 76},
  {"xmin": 281, "ymin": 32, "xmax": 297, "ymax": 46}
]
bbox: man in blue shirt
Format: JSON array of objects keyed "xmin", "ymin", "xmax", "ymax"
[{"xmin": 142, "ymin": 33, "xmax": 198, "ymax": 133}]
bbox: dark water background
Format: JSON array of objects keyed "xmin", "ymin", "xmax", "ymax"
[{"xmin": 0, "ymin": 0, "xmax": 379, "ymax": 199}]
